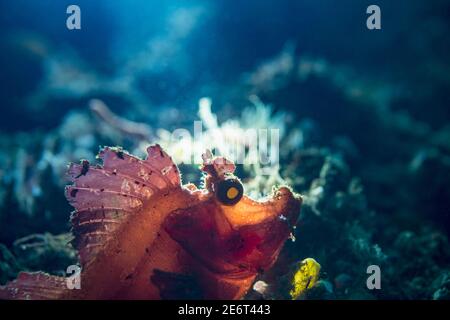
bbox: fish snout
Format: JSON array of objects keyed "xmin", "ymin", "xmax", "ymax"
[
  {"xmin": 273, "ymin": 186, "xmax": 302, "ymax": 226},
  {"xmin": 274, "ymin": 186, "xmax": 294, "ymax": 199}
]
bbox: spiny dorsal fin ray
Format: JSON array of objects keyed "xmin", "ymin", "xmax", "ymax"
[{"xmin": 65, "ymin": 144, "xmax": 181, "ymax": 268}]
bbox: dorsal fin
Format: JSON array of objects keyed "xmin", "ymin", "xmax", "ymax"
[
  {"xmin": 0, "ymin": 272, "xmax": 67, "ymax": 300},
  {"xmin": 65, "ymin": 144, "xmax": 181, "ymax": 268}
]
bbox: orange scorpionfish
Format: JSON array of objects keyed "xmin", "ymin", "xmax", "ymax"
[{"xmin": 0, "ymin": 145, "xmax": 301, "ymax": 299}]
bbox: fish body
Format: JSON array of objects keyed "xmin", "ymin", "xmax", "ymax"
[{"xmin": 0, "ymin": 145, "xmax": 301, "ymax": 299}]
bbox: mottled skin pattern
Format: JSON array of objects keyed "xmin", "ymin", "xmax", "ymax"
[{"xmin": 0, "ymin": 145, "xmax": 301, "ymax": 300}]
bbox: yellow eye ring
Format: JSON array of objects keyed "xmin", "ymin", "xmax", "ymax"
[{"xmin": 226, "ymin": 187, "xmax": 239, "ymax": 200}]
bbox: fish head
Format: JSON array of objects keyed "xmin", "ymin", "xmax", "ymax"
[{"xmin": 164, "ymin": 154, "xmax": 302, "ymax": 278}]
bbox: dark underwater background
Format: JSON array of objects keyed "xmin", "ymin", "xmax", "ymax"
[{"xmin": 0, "ymin": 0, "xmax": 449, "ymax": 299}]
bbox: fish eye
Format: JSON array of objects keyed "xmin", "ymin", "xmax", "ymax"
[{"xmin": 215, "ymin": 178, "xmax": 244, "ymax": 206}]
